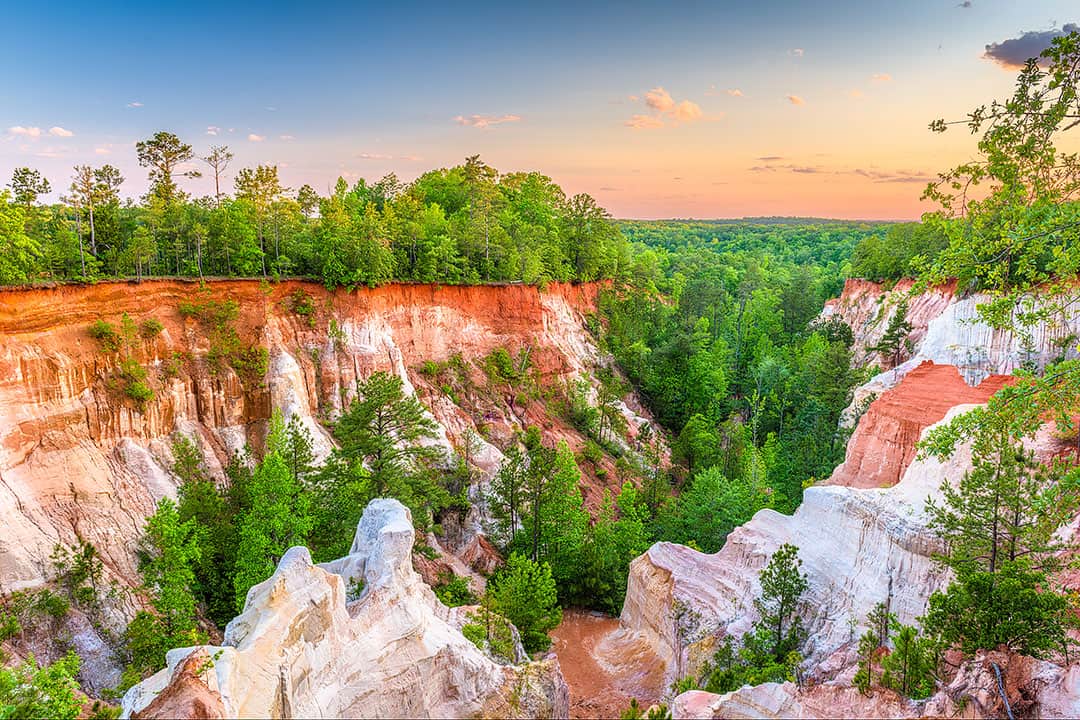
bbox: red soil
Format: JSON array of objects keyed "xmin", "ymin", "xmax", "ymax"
[
  {"xmin": 551, "ymin": 609, "xmax": 665, "ymax": 719},
  {"xmin": 827, "ymin": 361, "xmax": 1014, "ymax": 488}
]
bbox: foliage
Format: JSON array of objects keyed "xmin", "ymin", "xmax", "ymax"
[
  {"xmin": 701, "ymin": 544, "xmax": 808, "ymax": 694},
  {"xmin": 620, "ymin": 699, "xmax": 672, "ymax": 720},
  {"xmin": 486, "ymin": 553, "xmax": 562, "ymax": 653},
  {"xmin": 332, "ymin": 370, "xmax": 447, "ymax": 527},
  {"xmin": 88, "ymin": 320, "xmax": 121, "ymax": 352},
  {"xmin": 232, "ymin": 412, "xmax": 313, "ymax": 609},
  {"xmin": 433, "ymin": 572, "xmax": 477, "ymax": 608},
  {"xmin": 0, "ymin": 652, "xmax": 82, "ymax": 720},
  {"xmin": 126, "ymin": 498, "xmax": 205, "ymax": 678},
  {"xmin": 3, "ymin": 154, "xmax": 628, "ymax": 287},
  {"xmin": 462, "ymin": 607, "xmax": 517, "ymax": 664},
  {"xmin": 867, "ymin": 299, "xmax": 913, "ymax": 369},
  {"xmin": 923, "ymin": 431, "xmax": 1079, "ymax": 659},
  {"xmin": 139, "ymin": 318, "xmax": 164, "ymax": 339}
]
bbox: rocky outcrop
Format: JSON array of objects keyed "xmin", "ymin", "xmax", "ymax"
[
  {"xmin": 0, "ymin": 279, "xmax": 641, "ymax": 594},
  {"xmin": 826, "ymin": 362, "xmax": 1011, "ymax": 488},
  {"xmin": 671, "ymin": 650, "xmax": 1080, "ymax": 719},
  {"xmin": 122, "ymin": 498, "xmax": 569, "ymax": 719},
  {"xmin": 618, "ymin": 407, "xmax": 978, "ymax": 687}
]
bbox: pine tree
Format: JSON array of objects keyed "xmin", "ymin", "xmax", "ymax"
[
  {"xmin": 232, "ymin": 451, "xmax": 312, "ymax": 610},
  {"xmin": 868, "ymin": 299, "xmax": 913, "ymax": 370},
  {"xmin": 487, "ymin": 553, "xmax": 561, "ymax": 653}
]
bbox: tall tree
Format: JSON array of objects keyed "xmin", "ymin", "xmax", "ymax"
[
  {"xmin": 235, "ymin": 165, "xmax": 284, "ymax": 276},
  {"xmin": 8, "ymin": 167, "xmax": 51, "ymax": 208},
  {"xmin": 201, "ymin": 145, "xmax": 234, "ymax": 207},
  {"xmin": 135, "ymin": 131, "xmax": 200, "ymax": 206}
]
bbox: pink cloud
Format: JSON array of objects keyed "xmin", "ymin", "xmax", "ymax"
[
  {"xmin": 673, "ymin": 100, "xmax": 703, "ymax": 122},
  {"xmin": 786, "ymin": 94, "xmax": 806, "ymax": 106},
  {"xmin": 871, "ymin": 73, "xmax": 892, "ymax": 83},
  {"xmin": 645, "ymin": 87, "xmax": 675, "ymax": 113},
  {"xmin": 8, "ymin": 126, "xmax": 42, "ymax": 138},
  {"xmin": 454, "ymin": 114, "xmax": 522, "ymax": 129},
  {"xmin": 624, "ymin": 114, "xmax": 665, "ymax": 129},
  {"xmin": 49, "ymin": 126, "xmax": 74, "ymax": 137}
]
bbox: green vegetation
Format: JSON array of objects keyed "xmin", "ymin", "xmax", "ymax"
[
  {"xmin": 0, "ymin": 652, "xmax": 83, "ymax": 720},
  {"xmin": 88, "ymin": 320, "xmax": 121, "ymax": 352},
  {"xmin": 3, "ymin": 152, "xmax": 627, "ymax": 287},
  {"xmin": 432, "ymin": 572, "xmax": 476, "ymax": 607},
  {"xmin": 486, "ymin": 553, "xmax": 561, "ymax": 653},
  {"xmin": 700, "ymin": 544, "xmax": 809, "ymax": 693}
]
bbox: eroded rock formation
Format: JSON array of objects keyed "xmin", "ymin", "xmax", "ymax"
[
  {"xmin": 618, "ymin": 407, "xmax": 975, "ymax": 687},
  {"xmin": 0, "ymin": 279, "xmax": 641, "ymax": 594},
  {"xmin": 122, "ymin": 498, "xmax": 569, "ymax": 719}
]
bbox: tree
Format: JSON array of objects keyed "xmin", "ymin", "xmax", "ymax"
[
  {"xmin": 867, "ymin": 299, "xmax": 913, "ymax": 370},
  {"xmin": 333, "ymin": 371, "xmax": 445, "ymax": 523},
  {"xmin": 880, "ymin": 622, "xmax": 937, "ymax": 699},
  {"xmin": 8, "ymin": 167, "xmax": 51, "ymax": 208},
  {"xmin": 0, "ymin": 652, "xmax": 82, "ymax": 720},
  {"xmin": 754, "ymin": 543, "xmax": 809, "ymax": 659},
  {"xmin": 235, "ymin": 165, "xmax": 284, "ymax": 276},
  {"xmin": 127, "ymin": 498, "xmax": 205, "ymax": 676},
  {"xmin": 136, "ymin": 131, "xmax": 200, "ymax": 206},
  {"xmin": 487, "ymin": 445, "xmax": 527, "ymax": 549},
  {"xmin": 0, "ymin": 191, "xmax": 41, "ymax": 283},
  {"xmin": 922, "ymin": 431, "xmax": 1079, "ymax": 658},
  {"xmin": 701, "ymin": 544, "xmax": 809, "ymax": 693},
  {"xmin": 201, "ymin": 145, "xmax": 234, "ymax": 207},
  {"xmin": 487, "ymin": 553, "xmax": 562, "ymax": 653},
  {"xmin": 232, "ymin": 449, "xmax": 312, "ymax": 609}
]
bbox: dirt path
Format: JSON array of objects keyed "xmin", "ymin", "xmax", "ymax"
[{"xmin": 550, "ymin": 609, "xmax": 665, "ymax": 719}]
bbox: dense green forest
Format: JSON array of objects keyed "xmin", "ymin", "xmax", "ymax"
[{"xmin": 0, "ymin": 141, "xmax": 627, "ymax": 287}]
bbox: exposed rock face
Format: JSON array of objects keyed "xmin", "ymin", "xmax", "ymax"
[
  {"xmin": 671, "ymin": 650, "xmax": 1080, "ymax": 719},
  {"xmin": 825, "ymin": 278, "xmax": 1080, "ymax": 422},
  {"xmin": 618, "ymin": 408, "xmax": 977, "ymax": 686},
  {"xmin": 122, "ymin": 498, "xmax": 570, "ymax": 719},
  {"xmin": 826, "ymin": 362, "xmax": 1011, "ymax": 488},
  {"xmin": 0, "ymin": 279, "xmax": 634, "ymax": 593}
]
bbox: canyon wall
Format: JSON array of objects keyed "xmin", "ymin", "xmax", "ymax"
[
  {"xmin": 0, "ymin": 279, "xmax": 631, "ymax": 595},
  {"xmin": 122, "ymin": 498, "xmax": 569, "ymax": 719},
  {"xmin": 618, "ymin": 278, "xmax": 1080, "ymax": 708}
]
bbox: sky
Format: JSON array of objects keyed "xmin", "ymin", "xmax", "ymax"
[{"xmin": 1, "ymin": 0, "xmax": 1077, "ymax": 219}]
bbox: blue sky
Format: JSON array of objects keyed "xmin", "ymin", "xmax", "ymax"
[{"xmin": 2, "ymin": 0, "xmax": 1077, "ymax": 218}]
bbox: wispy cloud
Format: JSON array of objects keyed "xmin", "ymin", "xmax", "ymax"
[
  {"xmin": 454, "ymin": 113, "xmax": 522, "ymax": 128},
  {"xmin": 750, "ymin": 163, "xmax": 933, "ymax": 184},
  {"xmin": 248, "ymin": 133, "xmax": 265, "ymax": 142},
  {"xmin": 984, "ymin": 24, "xmax": 1078, "ymax": 69},
  {"xmin": 625, "ymin": 114, "xmax": 665, "ymax": 129},
  {"xmin": 49, "ymin": 126, "xmax": 73, "ymax": 137},
  {"xmin": 871, "ymin": 73, "xmax": 892, "ymax": 83},
  {"xmin": 279, "ymin": 134, "xmax": 295, "ymax": 141},
  {"xmin": 850, "ymin": 89, "xmax": 865, "ymax": 99},
  {"xmin": 8, "ymin": 126, "xmax": 41, "ymax": 138},
  {"xmin": 957, "ymin": 1, "xmax": 972, "ymax": 7},
  {"xmin": 357, "ymin": 151, "xmax": 423, "ymax": 161},
  {"xmin": 206, "ymin": 126, "xmax": 221, "ymax": 136},
  {"xmin": 789, "ymin": 48, "xmax": 804, "ymax": 57},
  {"xmin": 94, "ymin": 146, "xmax": 111, "ymax": 155},
  {"xmin": 727, "ymin": 88, "xmax": 744, "ymax": 97},
  {"xmin": 126, "ymin": 101, "xmax": 143, "ymax": 108},
  {"xmin": 786, "ymin": 94, "xmax": 806, "ymax": 106},
  {"xmin": 757, "ymin": 155, "xmax": 784, "ymax": 161}
]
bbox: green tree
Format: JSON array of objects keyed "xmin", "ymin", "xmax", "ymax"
[
  {"xmin": 867, "ymin": 299, "xmax": 913, "ymax": 370},
  {"xmin": 0, "ymin": 652, "xmax": 82, "ymax": 720},
  {"xmin": 135, "ymin": 131, "xmax": 199, "ymax": 206},
  {"xmin": 8, "ymin": 167, "xmax": 51, "ymax": 208},
  {"xmin": 487, "ymin": 553, "xmax": 562, "ymax": 653},
  {"xmin": 126, "ymin": 498, "xmax": 205, "ymax": 677},
  {"xmin": 333, "ymin": 371, "xmax": 446, "ymax": 524},
  {"xmin": 232, "ymin": 449, "xmax": 312, "ymax": 609},
  {"xmin": 755, "ymin": 543, "xmax": 809, "ymax": 660}
]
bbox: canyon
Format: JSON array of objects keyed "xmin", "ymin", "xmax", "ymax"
[
  {"xmin": 2, "ymin": 276, "xmax": 1079, "ymax": 718},
  {"xmin": 612, "ymin": 278, "xmax": 1080, "ymax": 718}
]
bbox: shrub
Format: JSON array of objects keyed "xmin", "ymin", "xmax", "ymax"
[
  {"xmin": 286, "ymin": 289, "xmax": 316, "ymax": 326},
  {"xmin": 88, "ymin": 320, "xmax": 121, "ymax": 352},
  {"xmin": 230, "ymin": 346, "xmax": 269, "ymax": 388},
  {"xmin": 433, "ymin": 571, "xmax": 476, "ymax": 607},
  {"xmin": 139, "ymin": 318, "xmax": 164, "ymax": 339}
]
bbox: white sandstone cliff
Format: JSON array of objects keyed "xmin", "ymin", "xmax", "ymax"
[{"xmin": 121, "ymin": 498, "xmax": 569, "ymax": 719}]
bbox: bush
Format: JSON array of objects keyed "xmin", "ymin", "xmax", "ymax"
[
  {"xmin": 88, "ymin": 320, "xmax": 122, "ymax": 352},
  {"xmin": 487, "ymin": 553, "xmax": 561, "ymax": 653},
  {"xmin": 139, "ymin": 318, "xmax": 164, "ymax": 339},
  {"xmin": 433, "ymin": 571, "xmax": 476, "ymax": 607},
  {"xmin": 286, "ymin": 289, "xmax": 316, "ymax": 327},
  {"xmin": 230, "ymin": 346, "xmax": 269, "ymax": 388}
]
